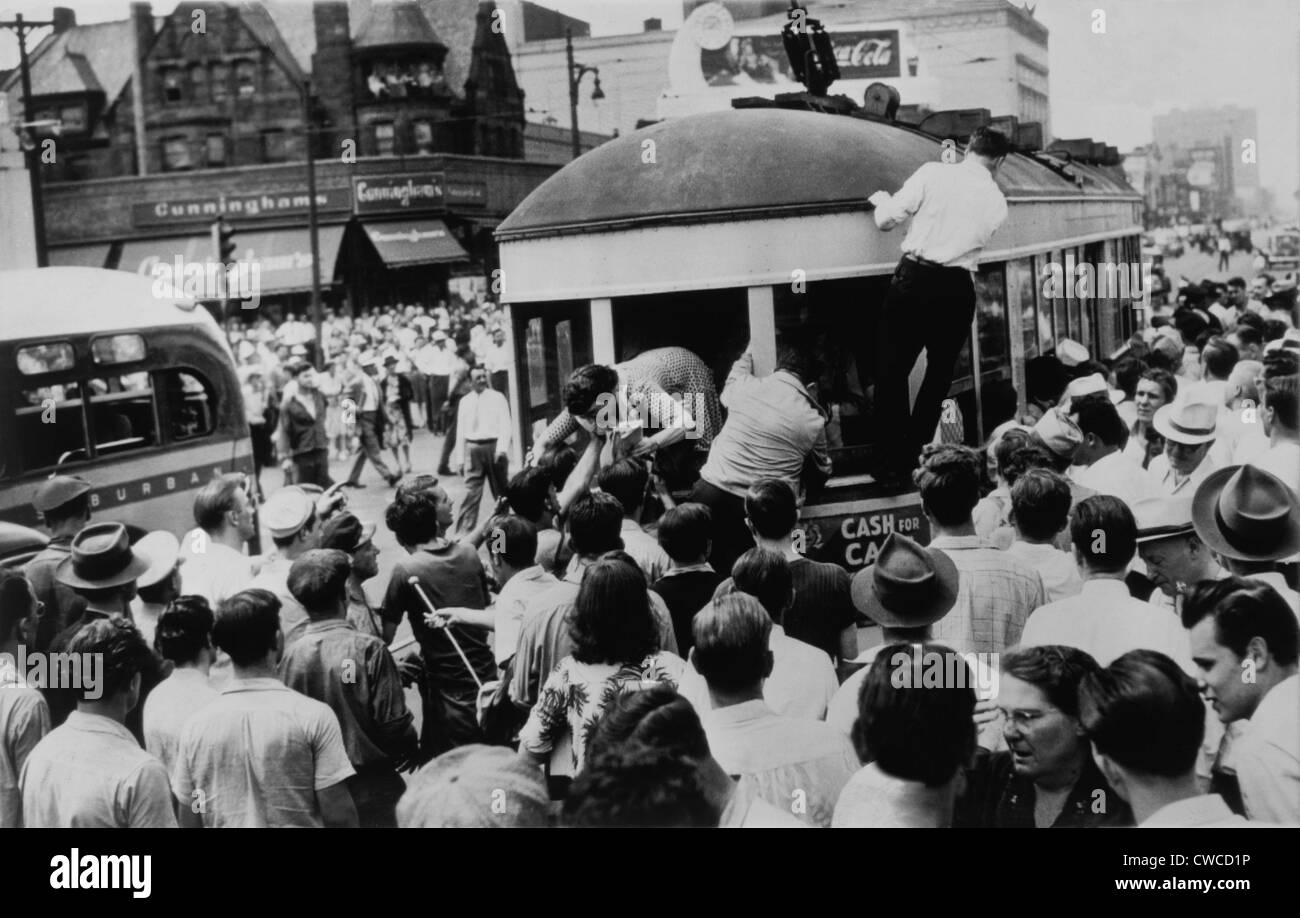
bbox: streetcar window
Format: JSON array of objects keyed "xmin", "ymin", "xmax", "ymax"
[
  {"xmin": 161, "ymin": 368, "xmax": 216, "ymax": 441},
  {"xmin": 974, "ymin": 265, "xmax": 1008, "ymax": 375},
  {"xmin": 11, "ymin": 385, "xmax": 90, "ymax": 473},
  {"xmin": 1046, "ymin": 250, "xmax": 1069, "ymax": 349},
  {"xmin": 525, "ymin": 318, "xmax": 548, "ymax": 408},
  {"xmin": 1009, "ymin": 257, "xmax": 1039, "ymax": 360},
  {"xmin": 87, "ymin": 374, "xmax": 158, "ymax": 458}
]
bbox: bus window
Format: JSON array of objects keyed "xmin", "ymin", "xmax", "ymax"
[
  {"xmin": 161, "ymin": 368, "xmax": 215, "ymax": 440},
  {"xmin": 91, "ymin": 334, "xmax": 147, "ymax": 365},
  {"xmin": 975, "ymin": 266, "xmax": 1008, "ymax": 374},
  {"xmin": 87, "ymin": 375, "xmax": 158, "ymax": 457},
  {"xmin": 12, "ymin": 385, "xmax": 89, "ymax": 471},
  {"xmin": 1009, "ymin": 257, "xmax": 1038, "ymax": 360},
  {"xmin": 16, "ymin": 342, "xmax": 74, "ymax": 376}
]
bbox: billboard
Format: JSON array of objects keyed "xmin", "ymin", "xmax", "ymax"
[{"xmin": 700, "ymin": 28, "xmax": 901, "ymax": 86}]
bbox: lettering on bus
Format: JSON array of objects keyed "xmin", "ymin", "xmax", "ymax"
[{"xmin": 86, "ymin": 465, "xmax": 230, "ymax": 511}]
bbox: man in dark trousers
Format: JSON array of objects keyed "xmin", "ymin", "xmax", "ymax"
[
  {"xmin": 276, "ymin": 362, "xmax": 332, "ymax": 488},
  {"xmin": 345, "ymin": 353, "xmax": 399, "ymax": 488},
  {"xmin": 868, "ymin": 126, "xmax": 1011, "ymax": 484}
]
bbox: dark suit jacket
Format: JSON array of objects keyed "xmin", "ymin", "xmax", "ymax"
[{"xmin": 277, "ymin": 390, "xmax": 329, "ymax": 457}]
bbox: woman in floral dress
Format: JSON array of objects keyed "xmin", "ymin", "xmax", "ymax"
[{"xmin": 518, "ymin": 555, "xmax": 684, "ymax": 789}]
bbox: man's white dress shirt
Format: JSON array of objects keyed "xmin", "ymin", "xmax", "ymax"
[
  {"xmin": 872, "ymin": 157, "xmax": 1009, "ymax": 270},
  {"xmin": 453, "ymin": 387, "xmax": 512, "ymax": 467}
]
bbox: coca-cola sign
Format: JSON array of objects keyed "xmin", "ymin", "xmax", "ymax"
[{"xmin": 701, "ymin": 28, "xmax": 901, "ymax": 85}]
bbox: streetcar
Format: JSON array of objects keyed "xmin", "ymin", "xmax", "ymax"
[
  {"xmin": 0, "ymin": 267, "xmax": 258, "ymax": 545},
  {"xmin": 494, "ymin": 101, "xmax": 1142, "ymax": 571}
]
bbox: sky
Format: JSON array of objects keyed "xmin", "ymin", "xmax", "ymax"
[{"xmin": 3, "ymin": 0, "xmax": 1297, "ymax": 205}]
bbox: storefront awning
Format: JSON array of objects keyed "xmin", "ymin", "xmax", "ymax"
[
  {"xmin": 48, "ymin": 243, "xmax": 111, "ymax": 268},
  {"xmin": 116, "ymin": 225, "xmax": 346, "ymax": 294},
  {"xmin": 363, "ymin": 219, "xmax": 469, "ymax": 267}
]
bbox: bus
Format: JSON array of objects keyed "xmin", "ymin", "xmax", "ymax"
[
  {"xmin": 0, "ymin": 267, "xmax": 257, "ymax": 546},
  {"xmin": 494, "ymin": 102, "xmax": 1142, "ymax": 572}
]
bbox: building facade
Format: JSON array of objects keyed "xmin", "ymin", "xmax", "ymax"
[
  {"xmin": 510, "ymin": 0, "xmax": 1050, "ymax": 141},
  {"xmin": 3, "ymin": 0, "xmax": 546, "ymax": 315},
  {"xmin": 1151, "ymin": 105, "xmax": 1261, "ymax": 219}
]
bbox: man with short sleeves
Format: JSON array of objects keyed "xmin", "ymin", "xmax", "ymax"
[
  {"xmin": 21, "ymin": 616, "xmax": 176, "ymax": 828},
  {"xmin": 172, "ymin": 588, "xmax": 357, "ymax": 828},
  {"xmin": 452, "ymin": 366, "xmax": 513, "ymax": 536}
]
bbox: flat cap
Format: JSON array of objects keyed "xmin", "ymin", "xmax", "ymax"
[
  {"xmin": 33, "ymin": 476, "xmax": 92, "ymax": 514},
  {"xmin": 262, "ymin": 486, "xmax": 315, "ymax": 539}
]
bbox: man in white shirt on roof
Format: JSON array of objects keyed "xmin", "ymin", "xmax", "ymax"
[
  {"xmin": 1192, "ymin": 464, "xmax": 1300, "ymax": 619},
  {"xmin": 1022, "ymin": 495, "xmax": 1192, "ymax": 671},
  {"xmin": 868, "ymin": 126, "xmax": 1011, "ymax": 482},
  {"xmin": 677, "ymin": 549, "xmax": 837, "ymax": 722}
]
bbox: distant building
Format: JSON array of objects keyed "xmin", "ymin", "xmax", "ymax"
[
  {"xmin": 524, "ymin": 121, "xmax": 611, "ymax": 165},
  {"xmin": 1151, "ymin": 105, "xmax": 1260, "ymax": 219},
  {"xmin": 511, "ymin": 0, "xmax": 1050, "ymax": 140}
]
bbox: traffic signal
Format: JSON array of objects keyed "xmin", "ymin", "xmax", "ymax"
[{"xmin": 211, "ymin": 218, "xmax": 236, "ymax": 265}]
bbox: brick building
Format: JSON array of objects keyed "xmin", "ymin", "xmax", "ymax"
[{"xmin": 3, "ymin": 0, "xmax": 546, "ymax": 315}]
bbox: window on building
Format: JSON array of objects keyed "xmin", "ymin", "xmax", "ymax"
[
  {"xmin": 211, "ymin": 63, "xmax": 229, "ymax": 101},
  {"xmin": 261, "ymin": 129, "xmax": 288, "ymax": 163},
  {"xmin": 59, "ymin": 104, "xmax": 87, "ymax": 133},
  {"xmin": 374, "ymin": 121, "xmax": 395, "ymax": 156},
  {"xmin": 162, "ymin": 68, "xmax": 183, "ymax": 103},
  {"xmin": 413, "ymin": 119, "xmax": 434, "ymax": 154},
  {"xmin": 190, "ymin": 64, "xmax": 208, "ymax": 102},
  {"xmin": 206, "ymin": 134, "xmax": 227, "ymax": 167},
  {"xmin": 235, "ymin": 60, "xmax": 257, "ymax": 97},
  {"xmin": 162, "ymin": 136, "xmax": 192, "ymax": 172}
]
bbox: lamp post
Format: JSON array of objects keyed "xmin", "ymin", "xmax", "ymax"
[
  {"xmin": 565, "ymin": 27, "xmax": 604, "ymax": 161},
  {"xmin": 1, "ymin": 12, "xmax": 57, "ymax": 267},
  {"xmin": 300, "ymin": 77, "xmax": 324, "ymax": 368}
]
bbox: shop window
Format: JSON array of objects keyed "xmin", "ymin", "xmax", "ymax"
[
  {"xmin": 374, "ymin": 121, "xmax": 395, "ymax": 156},
  {"xmin": 211, "ymin": 63, "xmax": 229, "ymax": 101},
  {"xmin": 235, "ymin": 60, "xmax": 257, "ymax": 97},
  {"xmin": 162, "ymin": 68, "xmax": 183, "ymax": 103},
  {"xmin": 206, "ymin": 134, "xmax": 227, "ymax": 167},
  {"xmin": 161, "ymin": 136, "xmax": 192, "ymax": 172},
  {"xmin": 12, "ymin": 384, "xmax": 90, "ymax": 472},
  {"xmin": 261, "ymin": 129, "xmax": 288, "ymax": 163},
  {"xmin": 88, "ymin": 375, "xmax": 158, "ymax": 457},
  {"xmin": 413, "ymin": 119, "xmax": 434, "ymax": 154},
  {"xmin": 161, "ymin": 368, "xmax": 215, "ymax": 440}
]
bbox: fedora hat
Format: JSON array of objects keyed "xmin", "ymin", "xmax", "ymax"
[
  {"xmin": 1152, "ymin": 400, "xmax": 1217, "ymax": 445},
  {"xmin": 55, "ymin": 522, "xmax": 150, "ymax": 591},
  {"xmin": 134, "ymin": 530, "xmax": 183, "ymax": 590},
  {"xmin": 850, "ymin": 533, "xmax": 959, "ymax": 628},
  {"xmin": 1192, "ymin": 464, "xmax": 1300, "ymax": 562}
]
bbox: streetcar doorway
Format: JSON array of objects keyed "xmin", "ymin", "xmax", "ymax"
[{"xmin": 510, "ymin": 301, "xmax": 592, "ymax": 448}]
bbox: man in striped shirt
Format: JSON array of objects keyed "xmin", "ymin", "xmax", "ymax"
[{"xmin": 914, "ymin": 445, "xmax": 1046, "ymax": 655}]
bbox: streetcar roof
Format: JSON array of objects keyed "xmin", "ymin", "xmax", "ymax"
[
  {"xmin": 497, "ymin": 108, "xmax": 1137, "ymax": 240},
  {"xmin": 0, "ymin": 267, "xmax": 225, "ymax": 344}
]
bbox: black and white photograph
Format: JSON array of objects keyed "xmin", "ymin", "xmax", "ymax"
[{"xmin": 0, "ymin": 0, "xmax": 1297, "ymax": 894}]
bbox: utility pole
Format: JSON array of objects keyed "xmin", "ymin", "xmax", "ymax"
[
  {"xmin": 1, "ymin": 12, "xmax": 57, "ymax": 267},
  {"xmin": 302, "ymin": 78, "xmax": 323, "ymax": 369}
]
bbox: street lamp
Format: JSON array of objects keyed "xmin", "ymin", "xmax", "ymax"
[
  {"xmin": 0, "ymin": 11, "xmax": 57, "ymax": 267},
  {"xmin": 565, "ymin": 27, "xmax": 603, "ymax": 160}
]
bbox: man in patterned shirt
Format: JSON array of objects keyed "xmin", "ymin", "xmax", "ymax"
[{"xmin": 915, "ymin": 445, "xmax": 1046, "ymax": 655}]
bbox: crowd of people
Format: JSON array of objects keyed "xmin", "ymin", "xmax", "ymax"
[{"xmin": 2, "ymin": 249, "xmax": 1296, "ymax": 828}]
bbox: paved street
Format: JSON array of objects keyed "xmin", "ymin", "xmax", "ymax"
[{"xmin": 1159, "ymin": 247, "xmax": 1262, "ymax": 285}]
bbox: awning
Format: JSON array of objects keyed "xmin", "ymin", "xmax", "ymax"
[
  {"xmin": 116, "ymin": 225, "xmax": 346, "ymax": 294},
  {"xmin": 48, "ymin": 243, "xmax": 111, "ymax": 268},
  {"xmin": 363, "ymin": 219, "xmax": 469, "ymax": 267}
]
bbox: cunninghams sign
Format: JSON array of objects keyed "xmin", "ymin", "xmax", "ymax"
[
  {"xmin": 132, "ymin": 190, "xmax": 351, "ymax": 227},
  {"xmin": 352, "ymin": 173, "xmax": 488, "ymax": 214}
]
